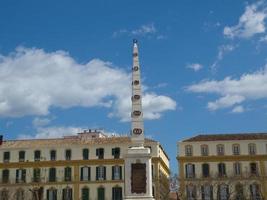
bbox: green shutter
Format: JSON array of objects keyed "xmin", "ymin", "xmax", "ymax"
[
  {"xmin": 104, "ymin": 167, "xmax": 106, "ymax": 180},
  {"xmin": 96, "ymin": 167, "xmax": 99, "ymax": 180},
  {"xmin": 80, "ymin": 167, "xmax": 84, "ymax": 181},
  {"xmin": 112, "ymin": 166, "xmax": 114, "ymax": 180},
  {"xmin": 119, "ymin": 166, "xmax": 122, "ymax": 179}
]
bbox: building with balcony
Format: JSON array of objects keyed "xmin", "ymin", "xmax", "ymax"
[
  {"xmin": 177, "ymin": 133, "xmax": 267, "ymax": 200},
  {"xmin": 0, "ymin": 130, "xmax": 170, "ymax": 200}
]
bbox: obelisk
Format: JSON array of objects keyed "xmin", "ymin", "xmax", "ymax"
[{"xmin": 124, "ymin": 39, "xmax": 154, "ymax": 200}]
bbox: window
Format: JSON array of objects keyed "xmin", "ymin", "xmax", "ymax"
[
  {"xmin": 83, "ymin": 149, "xmax": 89, "ymax": 160},
  {"xmin": 34, "ymin": 150, "xmax": 41, "ymax": 161},
  {"xmin": 46, "ymin": 188, "xmax": 57, "ymax": 200},
  {"xmin": 33, "ymin": 168, "xmax": 41, "ymax": 182},
  {"xmin": 80, "ymin": 166, "xmax": 91, "ymax": 181},
  {"xmin": 16, "ymin": 189, "xmax": 24, "ymax": 200},
  {"xmin": 185, "ymin": 164, "xmax": 195, "ymax": 178},
  {"xmin": 232, "ymin": 144, "xmax": 240, "ymax": 155},
  {"xmin": 50, "ymin": 150, "xmax": 56, "ymax": 161},
  {"xmin": 250, "ymin": 163, "xmax": 258, "ymax": 176},
  {"xmin": 233, "ymin": 162, "xmax": 241, "ymax": 176},
  {"xmin": 201, "ymin": 185, "xmax": 213, "ymax": 200},
  {"xmin": 235, "ymin": 184, "xmax": 244, "ymax": 200},
  {"xmin": 112, "ymin": 187, "xmax": 122, "ymax": 200},
  {"xmin": 62, "ymin": 187, "xmax": 72, "ymax": 200},
  {"xmin": 250, "ymin": 184, "xmax": 261, "ymax": 200},
  {"xmin": 218, "ymin": 163, "xmax": 226, "ymax": 177},
  {"xmin": 64, "ymin": 167, "xmax": 72, "ymax": 181},
  {"xmin": 96, "ymin": 166, "xmax": 106, "ymax": 180},
  {"xmin": 19, "ymin": 151, "xmax": 25, "ymax": 162},
  {"xmin": 112, "ymin": 147, "xmax": 120, "ymax": 159},
  {"xmin": 185, "ymin": 145, "xmax": 193, "ymax": 156},
  {"xmin": 186, "ymin": 185, "xmax": 196, "ymax": 200},
  {"xmin": 112, "ymin": 165, "xmax": 122, "ymax": 180},
  {"xmin": 16, "ymin": 169, "xmax": 26, "ymax": 183},
  {"xmin": 65, "ymin": 149, "xmax": 71, "ymax": 160},
  {"xmin": 217, "ymin": 184, "xmax": 229, "ymax": 200},
  {"xmin": 0, "ymin": 189, "xmax": 9, "ymax": 200},
  {"xmin": 201, "ymin": 145, "xmax": 209, "ymax": 156},
  {"xmin": 49, "ymin": 168, "xmax": 56, "ymax": 182},
  {"xmin": 32, "ymin": 188, "xmax": 43, "ymax": 200},
  {"xmin": 2, "ymin": 169, "xmax": 9, "ymax": 183},
  {"xmin": 97, "ymin": 187, "xmax": 105, "ymax": 200},
  {"xmin": 96, "ymin": 148, "xmax": 104, "ymax": 159},
  {"xmin": 3, "ymin": 152, "xmax": 10, "ymax": 162},
  {"xmin": 81, "ymin": 188, "xmax": 89, "ymax": 200},
  {"xmin": 217, "ymin": 144, "xmax": 224, "ymax": 155},
  {"xmin": 249, "ymin": 143, "xmax": 256, "ymax": 155},
  {"xmin": 202, "ymin": 163, "xmax": 210, "ymax": 178}
]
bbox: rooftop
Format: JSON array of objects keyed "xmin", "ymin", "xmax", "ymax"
[{"xmin": 182, "ymin": 133, "xmax": 267, "ymax": 142}]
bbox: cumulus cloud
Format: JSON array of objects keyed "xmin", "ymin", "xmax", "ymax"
[
  {"xmin": 131, "ymin": 24, "xmax": 156, "ymax": 36},
  {"xmin": 187, "ymin": 64, "xmax": 267, "ymax": 111},
  {"xmin": 186, "ymin": 63, "xmax": 203, "ymax": 72},
  {"xmin": 32, "ymin": 117, "xmax": 51, "ymax": 127},
  {"xmin": 223, "ymin": 2, "xmax": 267, "ymax": 38},
  {"xmin": 0, "ymin": 47, "xmax": 176, "ymax": 121}
]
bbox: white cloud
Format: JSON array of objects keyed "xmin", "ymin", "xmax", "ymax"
[
  {"xmin": 32, "ymin": 117, "xmax": 51, "ymax": 127},
  {"xmin": 0, "ymin": 47, "xmax": 176, "ymax": 121},
  {"xmin": 18, "ymin": 126, "xmax": 84, "ymax": 139},
  {"xmin": 186, "ymin": 63, "xmax": 203, "ymax": 72},
  {"xmin": 260, "ymin": 35, "xmax": 267, "ymax": 42},
  {"xmin": 131, "ymin": 24, "xmax": 156, "ymax": 36},
  {"xmin": 211, "ymin": 44, "xmax": 236, "ymax": 71},
  {"xmin": 223, "ymin": 2, "xmax": 267, "ymax": 38},
  {"xmin": 187, "ymin": 64, "xmax": 267, "ymax": 111},
  {"xmin": 231, "ymin": 105, "xmax": 245, "ymax": 113},
  {"xmin": 112, "ymin": 23, "xmax": 163, "ymax": 39}
]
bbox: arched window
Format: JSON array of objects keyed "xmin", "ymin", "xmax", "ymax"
[
  {"xmin": 97, "ymin": 187, "xmax": 105, "ymax": 200},
  {"xmin": 201, "ymin": 145, "xmax": 209, "ymax": 156},
  {"xmin": 217, "ymin": 144, "xmax": 224, "ymax": 156},
  {"xmin": 235, "ymin": 183, "xmax": 244, "ymax": 200},
  {"xmin": 201, "ymin": 185, "xmax": 213, "ymax": 200},
  {"xmin": 16, "ymin": 188, "xmax": 25, "ymax": 200},
  {"xmin": 112, "ymin": 186, "xmax": 122, "ymax": 200},
  {"xmin": 186, "ymin": 184, "xmax": 196, "ymax": 200},
  {"xmin": 217, "ymin": 184, "xmax": 229, "ymax": 200},
  {"xmin": 202, "ymin": 163, "xmax": 210, "ymax": 178},
  {"xmin": 0, "ymin": 189, "xmax": 9, "ymax": 200},
  {"xmin": 81, "ymin": 187, "xmax": 89, "ymax": 200},
  {"xmin": 232, "ymin": 144, "xmax": 240, "ymax": 155},
  {"xmin": 250, "ymin": 183, "xmax": 261, "ymax": 200},
  {"xmin": 185, "ymin": 145, "xmax": 193, "ymax": 156},
  {"xmin": 46, "ymin": 188, "xmax": 57, "ymax": 200},
  {"xmin": 248, "ymin": 143, "xmax": 256, "ymax": 155},
  {"xmin": 62, "ymin": 187, "xmax": 72, "ymax": 200}
]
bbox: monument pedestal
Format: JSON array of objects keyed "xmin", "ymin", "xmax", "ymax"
[{"xmin": 124, "ymin": 146, "xmax": 155, "ymax": 200}]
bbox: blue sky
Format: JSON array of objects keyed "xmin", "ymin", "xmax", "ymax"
[{"xmin": 1, "ymin": 0, "xmax": 267, "ymax": 172}]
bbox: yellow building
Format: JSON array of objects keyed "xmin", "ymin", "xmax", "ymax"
[
  {"xmin": 177, "ymin": 133, "xmax": 267, "ymax": 200},
  {"xmin": 0, "ymin": 130, "xmax": 170, "ymax": 200}
]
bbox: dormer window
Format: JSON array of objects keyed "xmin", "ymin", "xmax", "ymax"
[
  {"xmin": 233, "ymin": 144, "xmax": 240, "ymax": 155},
  {"xmin": 217, "ymin": 144, "xmax": 224, "ymax": 156},
  {"xmin": 185, "ymin": 145, "xmax": 193, "ymax": 156}
]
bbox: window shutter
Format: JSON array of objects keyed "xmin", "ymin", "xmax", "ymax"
[
  {"xmin": 192, "ymin": 165, "xmax": 195, "ymax": 177},
  {"xmin": 88, "ymin": 167, "xmax": 91, "ymax": 181},
  {"xmin": 16, "ymin": 169, "xmax": 19, "ymax": 182},
  {"xmin": 119, "ymin": 166, "xmax": 122, "ymax": 179},
  {"xmin": 96, "ymin": 167, "xmax": 99, "ymax": 180},
  {"xmin": 47, "ymin": 190, "xmax": 49, "ymax": 200},
  {"xmin": 104, "ymin": 167, "xmax": 106, "ymax": 180},
  {"xmin": 22, "ymin": 169, "xmax": 26, "ymax": 182},
  {"xmin": 210, "ymin": 186, "xmax": 213, "ymax": 199},
  {"xmin": 54, "ymin": 190, "xmax": 57, "ymax": 200},
  {"xmin": 81, "ymin": 167, "xmax": 84, "ymax": 181},
  {"xmin": 112, "ymin": 166, "xmax": 114, "ymax": 180},
  {"xmin": 96, "ymin": 149, "xmax": 99, "ymax": 156},
  {"xmin": 112, "ymin": 148, "xmax": 115, "ymax": 156}
]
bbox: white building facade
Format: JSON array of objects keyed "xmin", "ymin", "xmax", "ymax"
[
  {"xmin": 0, "ymin": 130, "xmax": 169, "ymax": 200},
  {"xmin": 177, "ymin": 133, "xmax": 267, "ymax": 200}
]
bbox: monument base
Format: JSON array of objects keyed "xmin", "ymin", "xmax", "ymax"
[{"xmin": 124, "ymin": 146, "xmax": 155, "ymax": 200}]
